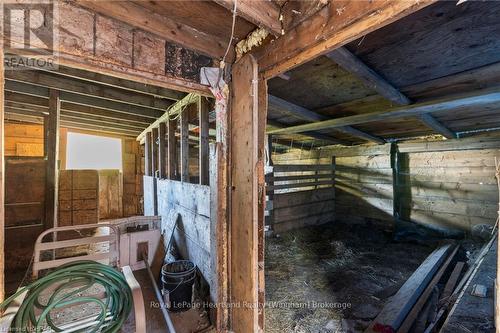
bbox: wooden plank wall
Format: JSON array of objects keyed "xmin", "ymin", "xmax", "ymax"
[
  {"xmin": 332, "ymin": 148, "xmax": 394, "ymax": 228},
  {"xmin": 5, "ymin": 123, "xmax": 143, "ymax": 218},
  {"xmin": 403, "ymin": 149, "xmax": 498, "ymax": 231},
  {"xmin": 144, "ymin": 177, "xmax": 217, "ymax": 304},
  {"xmin": 122, "ymin": 138, "xmax": 143, "ymax": 216},
  {"xmin": 59, "ymin": 170, "xmax": 99, "ymax": 226},
  {"xmin": 265, "ymin": 163, "xmax": 336, "ymax": 233},
  {"xmin": 98, "ymin": 170, "xmax": 123, "ymax": 219},
  {"xmin": 273, "ymin": 134, "xmax": 500, "ymax": 234},
  {"xmin": 4, "ymin": 158, "xmax": 46, "ymax": 272},
  {"xmin": 4, "ymin": 123, "xmax": 44, "ymax": 157}
]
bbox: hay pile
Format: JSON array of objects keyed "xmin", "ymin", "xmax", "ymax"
[{"xmin": 265, "ymin": 223, "xmax": 434, "ymax": 332}]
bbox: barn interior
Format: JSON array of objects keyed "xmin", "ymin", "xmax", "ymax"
[{"xmin": 1, "ymin": 1, "xmax": 499, "ymax": 333}]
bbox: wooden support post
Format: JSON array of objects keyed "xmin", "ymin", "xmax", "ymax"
[
  {"xmin": 214, "ymin": 91, "xmax": 230, "ymax": 331},
  {"xmin": 230, "ymin": 54, "xmax": 260, "ymax": 333},
  {"xmin": 167, "ymin": 118, "xmax": 178, "ymax": 180},
  {"xmin": 151, "ymin": 127, "xmax": 159, "ymax": 177},
  {"xmin": 44, "ymin": 89, "xmax": 60, "ymax": 230},
  {"xmin": 43, "ymin": 115, "xmax": 49, "ymax": 157},
  {"xmin": 180, "ymin": 106, "xmax": 189, "ymax": 182},
  {"xmin": 199, "ymin": 96, "xmax": 210, "ymax": 185},
  {"xmin": 158, "ymin": 122, "xmax": 167, "ymax": 178},
  {"xmin": 144, "ymin": 132, "xmax": 152, "ymax": 177},
  {"xmin": 0, "ymin": 47, "xmax": 5, "ymax": 301}
]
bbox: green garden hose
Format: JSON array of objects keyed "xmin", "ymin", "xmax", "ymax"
[{"xmin": 0, "ymin": 261, "xmax": 132, "ymax": 333}]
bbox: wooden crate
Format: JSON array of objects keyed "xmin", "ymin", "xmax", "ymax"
[{"xmin": 58, "ymin": 170, "xmax": 99, "ymax": 226}]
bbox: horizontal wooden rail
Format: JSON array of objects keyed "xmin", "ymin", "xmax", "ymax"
[
  {"xmin": 265, "ymin": 161, "xmax": 336, "ymax": 231},
  {"xmin": 267, "ymin": 180, "xmax": 334, "ymax": 192},
  {"xmin": 272, "ymin": 164, "xmax": 336, "ymax": 172},
  {"xmin": 268, "ymin": 173, "xmax": 334, "ymax": 182}
]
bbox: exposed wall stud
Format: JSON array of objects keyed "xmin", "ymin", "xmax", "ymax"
[{"xmin": 44, "ymin": 89, "xmax": 61, "ymax": 230}]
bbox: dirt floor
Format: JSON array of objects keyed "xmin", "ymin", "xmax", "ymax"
[{"xmin": 265, "ymin": 222, "xmax": 437, "ymax": 333}]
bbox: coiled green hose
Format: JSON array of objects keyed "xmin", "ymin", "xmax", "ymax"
[{"xmin": 0, "ymin": 261, "xmax": 132, "ymax": 333}]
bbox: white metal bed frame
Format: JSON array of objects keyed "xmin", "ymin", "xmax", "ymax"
[{"xmin": 1, "ymin": 222, "xmax": 147, "ymax": 333}]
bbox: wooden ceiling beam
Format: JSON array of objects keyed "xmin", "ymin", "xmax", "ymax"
[
  {"xmin": 136, "ymin": 93, "xmax": 199, "ymax": 142},
  {"xmin": 258, "ymin": 0, "xmax": 436, "ymax": 79},
  {"xmin": 5, "ymin": 92, "xmax": 152, "ymax": 125},
  {"xmin": 268, "ymin": 90, "xmax": 500, "ymax": 135},
  {"xmin": 212, "ymin": 0, "xmax": 282, "ymax": 36},
  {"xmin": 5, "ymin": 113, "xmax": 140, "ymax": 138},
  {"xmin": 267, "ymin": 119, "xmax": 348, "ymax": 145},
  {"xmin": 74, "ymin": 1, "xmax": 227, "ymax": 58},
  {"xmin": 5, "ymin": 69, "xmax": 174, "ymax": 111},
  {"xmin": 5, "ymin": 80, "xmax": 163, "ymax": 119},
  {"xmin": 269, "ymin": 95, "xmax": 324, "ymax": 121},
  {"xmin": 5, "ymin": 108, "xmax": 145, "ymax": 133},
  {"xmin": 5, "ymin": 104, "xmax": 146, "ymax": 130},
  {"xmin": 418, "ymin": 114, "xmax": 456, "ymax": 139},
  {"xmin": 334, "ymin": 126, "xmax": 386, "ymax": 145},
  {"xmin": 268, "ymin": 95, "xmax": 385, "ymax": 144},
  {"xmin": 326, "ymin": 47, "xmax": 411, "ymax": 105},
  {"xmin": 10, "ymin": 61, "xmax": 185, "ymax": 101}
]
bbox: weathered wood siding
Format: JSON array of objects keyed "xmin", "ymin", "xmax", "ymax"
[
  {"xmin": 271, "ymin": 188, "xmax": 336, "ymax": 233},
  {"xmin": 4, "ymin": 2, "xmax": 213, "ymax": 93},
  {"xmin": 266, "ymin": 161, "xmax": 336, "ymax": 232},
  {"xmin": 403, "ymin": 149, "xmax": 498, "ymax": 232},
  {"xmin": 273, "ymin": 134, "xmax": 500, "ymax": 234},
  {"xmin": 5, "ymin": 123, "xmax": 44, "ymax": 157},
  {"xmin": 144, "ymin": 177, "xmax": 216, "ymax": 303},
  {"xmin": 59, "ymin": 170, "xmax": 99, "ymax": 226},
  {"xmin": 98, "ymin": 170, "xmax": 123, "ymax": 219},
  {"xmin": 122, "ymin": 138, "xmax": 143, "ymax": 217},
  {"xmin": 330, "ymin": 148, "xmax": 394, "ymax": 228},
  {"xmin": 5, "ymin": 158, "xmax": 46, "ymax": 272}
]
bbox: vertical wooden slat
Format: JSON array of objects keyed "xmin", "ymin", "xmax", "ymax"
[
  {"xmin": 59, "ymin": 128, "xmax": 68, "ymax": 170},
  {"xmin": 45, "ymin": 89, "xmax": 61, "ymax": 230},
  {"xmin": 230, "ymin": 54, "xmax": 259, "ymax": 333},
  {"xmin": 215, "ymin": 94, "xmax": 229, "ymax": 330},
  {"xmin": 332, "ymin": 156, "xmax": 336, "ymax": 185},
  {"xmin": 256, "ymin": 78, "xmax": 268, "ymax": 332},
  {"xmin": 151, "ymin": 127, "xmax": 159, "ymax": 177},
  {"xmin": 266, "ymin": 134, "xmax": 275, "ymax": 228},
  {"xmin": 332, "ymin": 156, "xmax": 336, "ymax": 222},
  {"xmin": 43, "ymin": 115, "xmax": 49, "ymax": 158},
  {"xmin": 199, "ymin": 96, "xmax": 210, "ymax": 185},
  {"xmin": 167, "ymin": 118, "xmax": 178, "ymax": 180},
  {"xmin": 0, "ymin": 46, "xmax": 5, "ymax": 301},
  {"xmin": 180, "ymin": 106, "xmax": 189, "ymax": 182},
  {"xmin": 158, "ymin": 122, "xmax": 167, "ymax": 178},
  {"xmin": 144, "ymin": 132, "xmax": 152, "ymax": 176}
]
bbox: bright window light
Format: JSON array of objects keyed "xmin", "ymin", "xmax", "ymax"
[{"xmin": 66, "ymin": 133, "xmax": 122, "ymax": 170}]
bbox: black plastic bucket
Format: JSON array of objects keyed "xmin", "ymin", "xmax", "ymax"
[{"xmin": 161, "ymin": 260, "xmax": 196, "ymax": 312}]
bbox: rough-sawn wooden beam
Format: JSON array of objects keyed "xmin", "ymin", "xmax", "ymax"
[
  {"xmin": 74, "ymin": 0, "xmax": 227, "ymax": 58},
  {"xmin": 326, "ymin": 47, "xmax": 411, "ymax": 106},
  {"xmin": 213, "ymin": 0, "xmax": 282, "ymax": 36},
  {"xmin": 258, "ymin": 0, "xmax": 437, "ymax": 79},
  {"xmin": 268, "ymin": 95, "xmax": 385, "ymax": 144},
  {"xmin": 136, "ymin": 93, "xmax": 199, "ymax": 142},
  {"xmin": 268, "ymin": 90, "xmax": 500, "ymax": 135}
]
